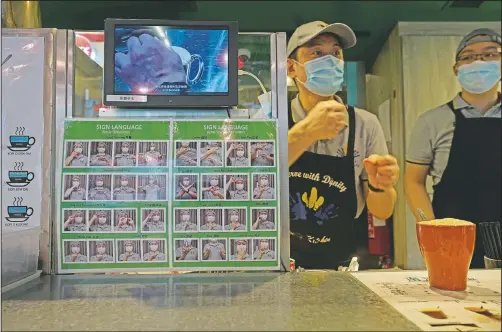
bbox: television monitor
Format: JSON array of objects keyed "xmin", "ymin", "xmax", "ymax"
[{"xmin": 103, "ymin": 19, "xmax": 238, "ymax": 108}]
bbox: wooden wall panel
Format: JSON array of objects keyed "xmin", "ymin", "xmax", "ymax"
[{"xmin": 365, "ymin": 26, "xmax": 408, "ymax": 268}]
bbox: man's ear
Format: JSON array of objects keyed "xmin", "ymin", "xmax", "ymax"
[
  {"xmin": 287, "ymin": 58, "xmax": 296, "ymax": 78},
  {"xmin": 452, "ymin": 64, "xmax": 458, "ymax": 76}
]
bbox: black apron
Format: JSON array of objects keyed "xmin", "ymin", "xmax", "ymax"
[
  {"xmin": 432, "ymin": 100, "xmax": 501, "ymax": 268},
  {"xmin": 289, "ymin": 102, "xmax": 358, "ymax": 269}
]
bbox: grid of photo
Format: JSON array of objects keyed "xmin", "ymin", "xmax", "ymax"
[
  {"xmin": 62, "ymin": 208, "xmax": 167, "ymax": 234},
  {"xmin": 61, "ymin": 138, "xmax": 171, "ymax": 268},
  {"xmin": 171, "ymin": 134, "xmax": 279, "ymax": 265},
  {"xmin": 62, "ymin": 239, "xmax": 168, "ymax": 264},
  {"xmin": 173, "ymin": 237, "xmax": 277, "ymax": 262},
  {"xmin": 174, "ymin": 140, "xmax": 275, "ymax": 169},
  {"xmin": 63, "ymin": 140, "xmax": 169, "ymax": 168},
  {"xmin": 59, "ymin": 120, "xmax": 280, "ymax": 271}
]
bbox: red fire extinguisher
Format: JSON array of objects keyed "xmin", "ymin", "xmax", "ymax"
[{"xmin": 367, "ymin": 212, "xmax": 391, "ymax": 256}]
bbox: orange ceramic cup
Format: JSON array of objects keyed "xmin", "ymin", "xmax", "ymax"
[{"xmin": 417, "ymin": 219, "xmax": 476, "ymax": 291}]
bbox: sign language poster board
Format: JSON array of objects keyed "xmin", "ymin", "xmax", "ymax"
[{"xmin": 57, "ymin": 119, "xmax": 280, "ymax": 273}]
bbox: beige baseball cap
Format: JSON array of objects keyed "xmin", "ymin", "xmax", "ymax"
[{"xmin": 287, "ymin": 21, "xmax": 357, "ymax": 57}]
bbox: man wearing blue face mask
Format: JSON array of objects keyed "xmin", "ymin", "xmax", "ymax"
[
  {"xmin": 405, "ymin": 29, "xmax": 501, "ymax": 268},
  {"xmin": 287, "ymin": 21, "xmax": 400, "ymax": 269}
]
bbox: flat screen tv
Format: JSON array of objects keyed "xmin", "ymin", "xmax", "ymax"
[{"xmin": 103, "ymin": 18, "xmax": 238, "ymax": 108}]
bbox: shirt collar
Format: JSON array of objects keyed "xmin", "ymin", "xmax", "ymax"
[
  {"xmin": 452, "ymin": 92, "xmax": 501, "ymax": 115},
  {"xmin": 291, "ymin": 93, "xmax": 344, "ymax": 123}
]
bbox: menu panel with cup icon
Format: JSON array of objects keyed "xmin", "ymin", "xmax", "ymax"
[
  {"xmin": 2, "ymin": 36, "xmax": 46, "ymax": 229},
  {"xmin": 57, "ymin": 120, "xmax": 171, "ymax": 273}
]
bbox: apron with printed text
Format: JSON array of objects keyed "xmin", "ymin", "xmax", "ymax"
[
  {"xmin": 289, "ymin": 102, "xmax": 358, "ymax": 269},
  {"xmin": 432, "ymin": 100, "xmax": 501, "ymax": 268}
]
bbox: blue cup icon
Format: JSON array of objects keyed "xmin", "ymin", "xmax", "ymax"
[
  {"xmin": 7, "ymin": 206, "xmax": 33, "ymax": 218},
  {"xmin": 9, "ymin": 136, "xmax": 36, "ymax": 148},
  {"xmin": 8, "ymin": 171, "xmax": 35, "ymax": 183}
]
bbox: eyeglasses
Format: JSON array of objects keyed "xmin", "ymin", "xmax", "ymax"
[{"xmin": 457, "ymin": 52, "xmax": 501, "ymax": 64}]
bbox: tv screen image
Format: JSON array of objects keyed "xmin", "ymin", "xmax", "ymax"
[{"xmin": 114, "ymin": 26, "xmax": 229, "ymax": 96}]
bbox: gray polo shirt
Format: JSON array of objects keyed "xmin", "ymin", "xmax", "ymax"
[
  {"xmin": 407, "ymin": 93, "xmax": 501, "ymax": 185},
  {"xmin": 291, "ymin": 94, "xmax": 388, "ymax": 218}
]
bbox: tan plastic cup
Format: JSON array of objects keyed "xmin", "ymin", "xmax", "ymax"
[{"xmin": 416, "ymin": 219, "xmax": 476, "ymax": 291}]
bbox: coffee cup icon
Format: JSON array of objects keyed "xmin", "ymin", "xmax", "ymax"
[
  {"xmin": 10, "ymin": 135, "xmax": 36, "ymax": 148},
  {"xmin": 7, "ymin": 205, "xmax": 33, "ymax": 218},
  {"xmin": 8, "ymin": 171, "xmax": 35, "ymax": 184},
  {"xmin": 171, "ymin": 46, "xmax": 204, "ymax": 86}
]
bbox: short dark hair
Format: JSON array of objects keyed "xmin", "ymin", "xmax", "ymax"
[{"xmin": 289, "ymin": 48, "xmax": 299, "ymax": 60}]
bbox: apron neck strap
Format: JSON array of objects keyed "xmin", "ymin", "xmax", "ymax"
[
  {"xmin": 288, "ymin": 99, "xmax": 357, "ymax": 157},
  {"xmin": 346, "ymin": 105, "xmax": 356, "ymax": 158},
  {"xmin": 446, "ymin": 100, "xmax": 466, "ymax": 119}
]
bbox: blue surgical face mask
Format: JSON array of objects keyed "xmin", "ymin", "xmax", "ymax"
[
  {"xmin": 294, "ymin": 55, "xmax": 344, "ymax": 96},
  {"xmin": 457, "ymin": 60, "xmax": 501, "ymax": 94}
]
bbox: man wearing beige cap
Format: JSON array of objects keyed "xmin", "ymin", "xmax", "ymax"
[
  {"xmin": 90, "ymin": 241, "xmax": 114, "ymax": 262},
  {"xmin": 287, "ymin": 21, "xmax": 399, "ymax": 269},
  {"xmin": 227, "ymin": 142, "xmax": 249, "ymax": 167},
  {"xmin": 64, "ymin": 241, "xmax": 88, "ymax": 263},
  {"xmin": 118, "ymin": 240, "xmax": 141, "ymax": 262},
  {"xmin": 405, "ymin": 28, "xmax": 501, "ymax": 268},
  {"xmin": 64, "ymin": 175, "xmax": 86, "ymax": 201},
  {"xmin": 65, "ymin": 142, "xmax": 88, "ymax": 167},
  {"xmin": 252, "ymin": 209, "xmax": 275, "ymax": 230},
  {"xmin": 200, "ymin": 209, "xmax": 222, "ymax": 231},
  {"xmin": 175, "ymin": 209, "xmax": 198, "ymax": 231}
]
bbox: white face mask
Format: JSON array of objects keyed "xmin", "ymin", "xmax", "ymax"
[
  {"xmin": 98, "ymin": 217, "xmax": 107, "ymax": 224},
  {"xmin": 236, "ymin": 184, "xmax": 244, "ymax": 191},
  {"xmin": 260, "ymin": 179, "xmax": 268, "ymax": 186},
  {"xmin": 260, "ymin": 241, "xmax": 269, "ymax": 250},
  {"xmin": 182, "ymin": 180, "xmax": 190, "ymax": 186},
  {"xmin": 236, "ymin": 150, "xmax": 244, "ymax": 157},
  {"xmin": 181, "ymin": 214, "xmax": 190, "ymax": 221},
  {"xmin": 96, "ymin": 181, "xmax": 104, "ymax": 187},
  {"xmin": 230, "ymin": 215, "xmax": 239, "ymax": 222},
  {"xmin": 71, "ymin": 246, "xmax": 80, "ymax": 254},
  {"xmin": 149, "ymin": 179, "xmax": 155, "ymax": 185},
  {"xmin": 259, "ymin": 214, "xmax": 267, "ymax": 220},
  {"xmin": 150, "ymin": 146, "xmax": 156, "ymax": 151},
  {"xmin": 236, "ymin": 244, "xmax": 247, "ymax": 252},
  {"xmin": 210, "ymin": 179, "xmax": 218, "ymax": 186},
  {"xmin": 121, "ymin": 181, "xmax": 128, "ymax": 187},
  {"xmin": 125, "ymin": 245, "xmax": 133, "ymax": 252},
  {"xmin": 97, "ymin": 147, "xmax": 105, "ymax": 153},
  {"xmin": 74, "ymin": 217, "xmax": 83, "ymax": 224},
  {"xmin": 122, "ymin": 148, "xmax": 129, "ymax": 153},
  {"xmin": 72, "ymin": 181, "xmax": 80, "ymax": 187},
  {"xmin": 97, "ymin": 247, "xmax": 106, "ymax": 254},
  {"xmin": 152, "ymin": 215, "xmax": 160, "ymax": 222},
  {"xmin": 74, "ymin": 148, "xmax": 83, "ymax": 153},
  {"xmin": 150, "ymin": 245, "xmax": 158, "ymax": 252},
  {"xmin": 207, "ymin": 216, "xmax": 215, "ymax": 223}
]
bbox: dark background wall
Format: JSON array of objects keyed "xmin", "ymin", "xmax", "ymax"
[{"xmin": 40, "ymin": 0, "xmax": 501, "ymax": 67}]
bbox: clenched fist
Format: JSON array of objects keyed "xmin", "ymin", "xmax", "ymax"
[
  {"xmin": 304, "ymin": 100, "xmax": 348, "ymax": 141},
  {"xmin": 363, "ymin": 154, "xmax": 399, "ymax": 190}
]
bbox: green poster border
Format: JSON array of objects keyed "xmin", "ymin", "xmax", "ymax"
[{"xmin": 57, "ymin": 119, "xmax": 281, "ymax": 273}]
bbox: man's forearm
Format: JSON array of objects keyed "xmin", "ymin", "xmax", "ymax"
[
  {"xmin": 367, "ymin": 187, "xmax": 397, "ymax": 220},
  {"xmin": 405, "ymin": 181, "xmax": 435, "ymax": 221},
  {"xmin": 288, "ymin": 121, "xmax": 315, "ymax": 167}
]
